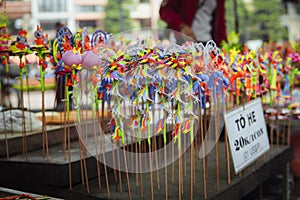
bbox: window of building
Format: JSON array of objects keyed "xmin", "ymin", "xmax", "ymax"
[
  {"xmin": 79, "ymin": 20, "xmax": 97, "ymax": 28},
  {"xmin": 74, "ymin": 5, "xmax": 104, "ymax": 12},
  {"xmin": 38, "ymin": 0, "xmax": 67, "ymax": 12}
]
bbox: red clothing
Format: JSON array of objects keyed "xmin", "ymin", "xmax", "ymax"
[{"xmin": 159, "ymin": 0, "xmax": 227, "ymax": 46}]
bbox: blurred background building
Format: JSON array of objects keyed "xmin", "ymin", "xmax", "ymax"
[
  {"xmin": 281, "ymin": 0, "xmax": 300, "ymax": 42},
  {"xmin": 0, "ymin": 0, "xmax": 163, "ymax": 37},
  {"xmin": 0, "ymin": 0, "xmax": 299, "ymax": 42}
]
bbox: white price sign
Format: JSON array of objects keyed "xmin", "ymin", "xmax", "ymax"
[{"xmin": 224, "ymin": 98, "xmax": 270, "ymax": 174}]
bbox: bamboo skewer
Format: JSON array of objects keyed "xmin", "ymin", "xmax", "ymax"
[
  {"xmin": 79, "ymin": 137, "xmax": 85, "ymax": 186},
  {"xmin": 19, "ymin": 56, "xmax": 28, "ymax": 161},
  {"xmin": 164, "ymin": 144, "xmax": 168, "ymax": 200},
  {"xmin": 99, "ymin": 99, "xmax": 111, "ymax": 197},
  {"xmin": 189, "ymin": 115, "xmax": 195, "ymax": 200},
  {"xmin": 1, "ymin": 58, "xmax": 10, "ymax": 159},
  {"xmin": 89, "ymin": 81, "xmax": 101, "ymax": 190},
  {"xmin": 94, "ymin": 120, "xmax": 102, "ymax": 190},
  {"xmin": 139, "ymin": 143, "xmax": 144, "ymax": 198},
  {"xmin": 82, "ymin": 146, "xmax": 90, "ymax": 193},
  {"xmin": 178, "ymin": 147, "xmax": 182, "ymax": 200},
  {"xmin": 152, "ymin": 109, "xmax": 160, "ymax": 190},
  {"xmin": 57, "ymin": 77, "xmax": 67, "ymax": 161},
  {"xmin": 25, "ymin": 64, "xmax": 32, "ymax": 132},
  {"xmin": 149, "ymin": 142, "xmax": 154, "ymax": 200},
  {"xmin": 41, "ymin": 84, "xmax": 49, "ymax": 160},
  {"xmin": 224, "ymin": 124, "xmax": 231, "ymax": 184},
  {"xmin": 123, "ymin": 144, "xmax": 132, "ymax": 200},
  {"xmin": 67, "ymin": 112, "xmax": 72, "ymax": 190},
  {"xmin": 171, "ymin": 101, "xmax": 175, "ymax": 184},
  {"xmin": 109, "ymin": 100, "xmax": 118, "ymax": 184},
  {"xmin": 190, "ymin": 137, "xmax": 194, "ymax": 200},
  {"xmin": 65, "ymin": 75, "xmax": 72, "ymax": 191},
  {"xmin": 200, "ymin": 107, "xmax": 207, "ymax": 199},
  {"xmin": 121, "ymin": 98, "xmax": 132, "ymax": 200},
  {"xmin": 76, "ymin": 81, "xmax": 90, "ymax": 193},
  {"xmin": 134, "ymin": 105, "xmax": 139, "ymax": 188},
  {"xmin": 1, "ymin": 108, "xmax": 9, "ymax": 159},
  {"xmin": 117, "ymin": 142, "xmax": 123, "ymax": 193},
  {"xmin": 215, "ymin": 98, "xmax": 220, "ymax": 192}
]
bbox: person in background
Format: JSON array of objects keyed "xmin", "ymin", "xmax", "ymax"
[{"xmin": 159, "ymin": 0, "xmax": 227, "ymax": 46}]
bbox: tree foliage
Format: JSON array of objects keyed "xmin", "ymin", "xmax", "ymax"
[
  {"xmin": 248, "ymin": 0, "xmax": 288, "ymax": 41},
  {"xmin": 225, "ymin": 0, "xmax": 288, "ymax": 42},
  {"xmin": 103, "ymin": 0, "xmax": 132, "ymax": 34},
  {"xmin": 225, "ymin": 0, "xmax": 249, "ymax": 42}
]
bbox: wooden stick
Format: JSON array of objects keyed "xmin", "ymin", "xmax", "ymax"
[
  {"xmin": 139, "ymin": 143, "xmax": 144, "ymax": 198},
  {"xmin": 136, "ymin": 136, "xmax": 139, "ymax": 187},
  {"xmin": 122, "ymin": 99, "xmax": 132, "ymax": 200},
  {"xmin": 161, "ymin": 91, "xmax": 168, "ymax": 200},
  {"xmin": 39, "ymin": 59, "xmax": 49, "ymax": 160},
  {"xmin": 67, "ymin": 114, "xmax": 72, "ymax": 190},
  {"xmin": 93, "ymin": 116, "xmax": 101, "ymax": 189},
  {"xmin": 109, "ymin": 101, "xmax": 118, "ymax": 183},
  {"xmin": 74, "ymin": 74, "xmax": 88, "ymax": 190},
  {"xmin": 195, "ymin": 123, "xmax": 199, "ymax": 173},
  {"xmin": 193, "ymin": 128, "xmax": 197, "ymax": 188},
  {"xmin": 136, "ymin": 100, "xmax": 143, "ymax": 198},
  {"xmin": 58, "ymin": 77, "xmax": 67, "ymax": 161},
  {"xmin": 78, "ymin": 83, "xmax": 88, "ymax": 188},
  {"xmin": 19, "ymin": 63, "xmax": 28, "ymax": 160},
  {"xmin": 117, "ymin": 143, "xmax": 123, "ymax": 193},
  {"xmin": 190, "ymin": 121, "xmax": 195, "ymax": 200},
  {"xmin": 25, "ymin": 65, "xmax": 32, "ymax": 132},
  {"xmin": 178, "ymin": 149, "xmax": 181, "ymax": 200},
  {"xmin": 42, "ymin": 89, "xmax": 49, "ymax": 161},
  {"xmin": 99, "ymin": 99, "xmax": 110, "ymax": 197},
  {"xmin": 215, "ymin": 99, "xmax": 220, "ymax": 192},
  {"xmin": 200, "ymin": 107, "xmax": 207, "ymax": 199},
  {"xmin": 63, "ymin": 87, "xmax": 67, "ymax": 161},
  {"xmin": 144, "ymin": 87, "xmax": 154, "ymax": 200},
  {"xmin": 133, "ymin": 105, "xmax": 139, "ymax": 187},
  {"xmin": 171, "ymin": 101, "xmax": 175, "ymax": 184},
  {"xmin": 149, "ymin": 143, "xmax": 154, "ymax": 200},
  {"xmin": 77, "ymin": 92, "xmax": 84, "ymax": 186},
  {"xmin": 177, "ymin": 100, "xmax": 182, "ymax": 199},
  {"xmin": 164, "ymin": 143, "xmax": 168, "ymax": 200},
  {"xmin": 184, "ymin": 130, "xmax": 187, "ymax": 177},
  {"xmin": 152, "ymin": 110, "xmax": 160, "ymax": 190},
  {"xmin": 79, "ymin": 137, "xmax": 85, "ymax": 186},
  {"xmin": 83, "ymin": 146, "xmax": 90, "ymax": 193},
  {"xmin": 123, "ymin": 144, "xmax": 132, "ymax": 200},
  {"xmin": 1, "ymin": 58, "xmax": 9, "ymax": 158},
  {"xmin": 1, "ymin": 110, "xmax": 9, "ymax": 159},
  {"xmin": 102, "ymin": 147, "xmax": 111, "ymax": 198},
  {"xmin": 65, "ymin": 76, "xmax": 72, "ymax": 191},
  {"xmin": 224, "ymin": 123, "xmax": 231, "ymax": 184}
]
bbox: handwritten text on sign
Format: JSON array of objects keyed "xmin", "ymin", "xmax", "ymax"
[{"xmin": 224, "ymin": 98, "xmax": 270, "ymax": 174}]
